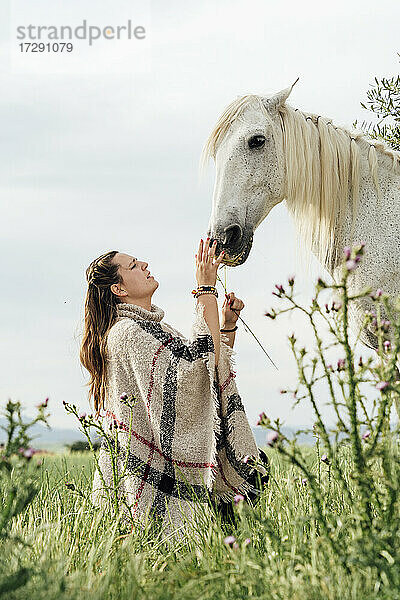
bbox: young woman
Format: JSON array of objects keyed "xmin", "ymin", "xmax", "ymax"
[{"xmin": 80, "ymin": 238, "xmax": 268, "ymax": 539}]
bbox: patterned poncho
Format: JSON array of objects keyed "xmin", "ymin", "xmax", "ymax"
[{"xmin": 92, "ymin": 301, "xmax": 262, "ymax": 538}]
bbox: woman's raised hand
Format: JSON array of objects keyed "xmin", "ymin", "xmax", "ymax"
[{"xmin": 195, "ymin": 238, "xmax": 225, "ymax": 287}]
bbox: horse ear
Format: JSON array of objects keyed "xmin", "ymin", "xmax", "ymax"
[{"xmin": 262, "ymin": 77, "xmax": 299, "ymax": 112}]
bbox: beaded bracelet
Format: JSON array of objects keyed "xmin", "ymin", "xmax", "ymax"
[
  {"xmin": 192, "ymin": 285, "xmax": 217, "ymax": 293},
  {"xmin": 192, "ymin": 289, "xmax": 218, "ymax": 299},
  {"xmin": 192, "ymin": 285, "xmax": 218, "ymax": 299}
]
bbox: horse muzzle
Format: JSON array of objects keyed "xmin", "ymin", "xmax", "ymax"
[{"xmin": 209, "ymin": 224, "xmax": 254, "ymax": 267}]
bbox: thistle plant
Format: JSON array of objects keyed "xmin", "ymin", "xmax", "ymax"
[
  {"xmin": 259, "ymin": 243, "xmax": 400, "ymax": 583},
  {"xmin": 63, "ymin": 394, "xmax": 138, "ymax": 527},
  {"xmin": 0, "ymin": 398, "xmax": 49, "ymax": 597},
  {"xmin": 1, "ymin": 398, "xmax": 49, "ymax": 458}
]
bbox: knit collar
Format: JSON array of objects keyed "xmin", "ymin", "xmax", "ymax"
[{"xmin": 116, "ymin": 302, "xmax": 164, "ymax": 323}]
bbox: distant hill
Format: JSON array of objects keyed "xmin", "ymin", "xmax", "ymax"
[
  {"xmin": 0, "ymin": 419, "xmax": 86, "ymax": 451},
  {"xmin": 252, "ymin": 425, "xmax": 314, "ymax": 446},
  {"xmin": 0, "ymin": 418, "xmax": 315, "ymax": 450}
]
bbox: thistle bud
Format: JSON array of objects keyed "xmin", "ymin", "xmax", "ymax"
[
  {"xmin": 343, "ymin": 246, "xmax": 351, "ymax": 260},
  {"xmin": 256, "ymin": 412, "xmax": 268, "ymax": 426},
  {"xmin": 376, "ymin": 381, "xmax": 389, "ymax": 391},
  {"xmin": 266, "ymin": 431, "xmax": 279, "ymax": 447}
]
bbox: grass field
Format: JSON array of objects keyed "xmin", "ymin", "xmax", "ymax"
[{"xmin": 2, "ymin": 444, "xmax": 400, "ymax": 600}]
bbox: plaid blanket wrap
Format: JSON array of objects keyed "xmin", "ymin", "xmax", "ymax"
[{"xmin": 92, "ymin": 301, "xmax": 262, "ymax": 537}]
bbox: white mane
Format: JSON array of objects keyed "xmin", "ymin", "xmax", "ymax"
[{"xmin": 201, "ymin": 95, "xmax": 400, "ymax": 266}]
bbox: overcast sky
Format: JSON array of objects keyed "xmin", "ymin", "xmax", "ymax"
[{"xmin": 1, "ymin": 0, "xmax": 399, "ymax": 436}]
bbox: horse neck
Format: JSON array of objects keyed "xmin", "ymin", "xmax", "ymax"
[{"xmin": 313, "ymin": 137, "xmax": 400, "ymax": 277}]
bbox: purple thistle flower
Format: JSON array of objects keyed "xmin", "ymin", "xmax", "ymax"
[
  {"xmin": 272, "ymin": 284, "xmax": 285, "ymax": 298},
  {"xmin": 36, "ymin": 397, "xmax": 49, "ymax": 409},
  {"xmin": 120, "ymin": 393, "xmax": 129, "ymax": 401},
  {"xmin": 224, "ymin": 535, "xmax": 236, "ymax": 546},
  {"xmin": 256, "ymin": 412, "xmax": 267, "ymax": 426},
  {"xmin": 79, "ymin": 412, "xmax": 87, "ymax": 420},
  {"xmin": 343, "ymin": 246, "xmax": 351, "ymax": 260},
  {"xmin": 384, "ymin": 340, "xmax": 391, "ymax": 351},
  {"xmin": 266, "ymin": 431, "xmax": 279, "ymax": 447},
  {"xmin": 321, "ymin": 454, "xmax": 330, "ymax": 465},
  {"xmin": 244, "ymin": 538, "xmax": 251, "ymax": 546},
  {"xmin": 22, "ymin": 448, "xmax": 37, "ymax": 459},
  {"xmin": 376, "ymin": 381, "xmax": 389, "ymax": 391},
  {"xmin": 375, "ymin": 289, "xmax": 383, "ymax": 298},
  {"xmin": 345, "ymin": 259, "xmax": 358, "ymax": 272},
  {"xmin": 242, "ymin": 455, "xmax": 250, "ymax": 464},
  {"xmin": 337, "ymin": 358, "xmax": 346, "ymax": 371},
  {"xmin": 233, "ymin": 494, "xmax": 244, "ymax": 505},
  {"xmin": 288, "ymin": 275, "xmax": 295, "ymax": 286},
  {"xmin": 301, "ymin": 478, "xmax": 307, "ymax": 486},
  {"xmin": 362, "ymin": 430, "xmax": 371, "ymax": 441}
]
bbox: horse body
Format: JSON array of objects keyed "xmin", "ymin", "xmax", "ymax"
[
  {"xmin": 333, "ymin": 147, "xmax": 400, "ymax": 348},
  {"xmin": 203, "ymin": 84, "xmax": 400, "ymax": 351}
]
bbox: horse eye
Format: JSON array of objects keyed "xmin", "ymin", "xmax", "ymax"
[{"xmin": 248, "ymin": 135, "xmax": 266, "ymax": 149}]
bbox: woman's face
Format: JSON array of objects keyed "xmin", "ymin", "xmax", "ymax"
[{"xmin": 111, "ymin": 252, "xmax": 158, "ymax": 302}]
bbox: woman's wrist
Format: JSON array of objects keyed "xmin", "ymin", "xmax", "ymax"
[{"xmin": 221, "ymin": 320, "xmax": 237, "ymax": 329}]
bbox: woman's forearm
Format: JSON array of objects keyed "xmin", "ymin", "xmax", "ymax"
[{"xmin": 197, "ymin": 295, "xmax": 220, "ymax": 366}]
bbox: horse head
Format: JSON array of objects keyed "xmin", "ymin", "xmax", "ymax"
[{"xmin": 204, "ymin": 81, "xmax": 298, "ymax": 266}]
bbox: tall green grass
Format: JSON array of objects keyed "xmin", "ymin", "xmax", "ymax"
[{"xmin": 1, "ymin": 446, "xmax": 399, "ymax": 600}]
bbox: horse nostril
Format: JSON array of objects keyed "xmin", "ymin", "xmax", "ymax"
[{"xmin": 223, "ymin": 224, "xmax": 243, "ymax": 248}]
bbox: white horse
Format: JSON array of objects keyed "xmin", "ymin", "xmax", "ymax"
[{"xmin": 202, "ymin": 82, "xmax": 400, "ymax": 355}]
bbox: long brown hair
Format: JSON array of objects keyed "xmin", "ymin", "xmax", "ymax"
[{"xmin": 80, "ymin": 250, "xmax": 122, "ymax": 415}]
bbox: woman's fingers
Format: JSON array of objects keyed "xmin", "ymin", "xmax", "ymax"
[
  {"xmin": 204, "ymin": 237, "xmax": 211, "ymax": 261},
  {"xmin": 197, "ymin": 238, "xmax": 204, "ymax": 262},
  {"xmin": 215, "ymin": 250, "xmax": 225, "ymax": 265},
  {"xmin": 208, "ymin": 240, "xmax": 217, "ymax": 262}
]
